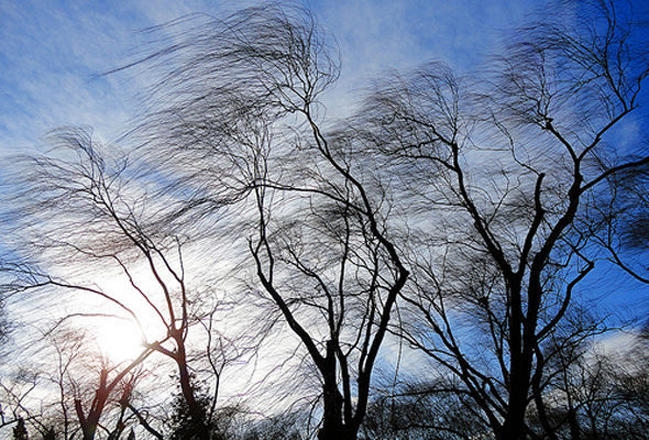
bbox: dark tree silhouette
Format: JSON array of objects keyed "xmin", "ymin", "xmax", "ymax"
[
  {"xmin": 129, "ymin": 4, "xmax": 408, "ymax": 439},
  {"xmin": 349, "ymin": 1, "xmax": 649, "ymax": 439},
  {"xmin": 2, "ymin": 2, "xmax": 649, "ymax": 439},
  {"xmin": 12, "ymin": 417, "xmax": 28, "ymax": 440},
  {"xmin": 2, "ymin": 128, "xmax": 244, "ymax": 440}
]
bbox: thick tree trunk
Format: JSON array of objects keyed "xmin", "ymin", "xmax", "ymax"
[
  {"xmin": 317, "ymin": 341, "xmax": 359, "ymax": 440},
  {"xmin": 318, "ymin": 424, "xmax": 357, "ymax": 440},
  {"xmin": 567, "ymin": 407, "xmax": 581, "ymax": 440},
  {"xmin": 498, "ymin": 348, "xmax": 533, "ymax": 440},
  {"xmin": 75, "ymin": 368, "xmax": 110, "ymax": 440},
  {"xmin": 504, "ymin": 377, "xmax": 529, "ymax": 438},
  {"xmin": 175, "ymin": 336, "xmax": 210, "ymax": 440}
]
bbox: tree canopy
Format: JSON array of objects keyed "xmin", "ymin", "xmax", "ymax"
[{"xmin": 1, "ymin": 1, "xmax": 649, "ymax": 439}]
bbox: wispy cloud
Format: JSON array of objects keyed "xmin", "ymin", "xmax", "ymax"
[
  {"xmin": 1, "ymin": 1, "xmax": 142, "ymax": 151},
  {"xmin": 1, "ymin": 0, "xmax": 541, "ymax": 155},
  {"xmin": 306, "ymin": 0, "xmax": 538, "ymax": 116}
]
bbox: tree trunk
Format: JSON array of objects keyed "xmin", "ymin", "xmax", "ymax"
[
  {"xmin": 317, "ymin": 341, "xmax": 358, "ymax": 440},
  {"xmin": 318, "ymin": 424, "xmax": 357, "ymax": 440},
  {"xmin": 174, "ymin": 336, "xmax": 210, "ymax": 440},
  {"xmin": 498, "ymin": 350, "xmax": 531, "ymax": 440}
]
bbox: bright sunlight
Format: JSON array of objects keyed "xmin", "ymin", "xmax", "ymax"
[{"xmin": 93, "ymin": 317, "xmax": 146, "ymax": 364}]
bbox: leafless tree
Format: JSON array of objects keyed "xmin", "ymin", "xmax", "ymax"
[
  {"xmin": 0, "ymin": 369, "xmax": 42, "ymax": 436},
  {"xmin": 4, "ymin": 1, "xmax": 649, "ymax": 439},
  {"xmin": 129, "ymin": 4, "xmax": 409, "ymax": 439},
  {"xmin": 531, "ymin": 322, "xmax": 649, "ymax": 440},
  {"xmin": 346, "ymin": 1, "xmax": 649, "ymax": 439},
  {"xmin": 360, "ymin": 378, "xmax": 490, "ymax": 440},
  {"xmin": 2, "ymin": 127, "xmax": 244, "ymax": 439}
]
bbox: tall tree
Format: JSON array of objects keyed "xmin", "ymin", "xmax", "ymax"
[
  {"xmin": 4, "ymin": 128, "xmax": 239, "ymax": 440},
  {"xmin": 541, "ymin": 326, "xmax": 649, "ymax": 439},
  {"xmin": 4, "ymin": 2, "xmax": 649, "ymax": 439},
  {"xmin": 132, "ymin": 5, "xmax": 408, "ymax": 439},
  {"xmin": 350, "ymin": 1, "xmax": 649, "ymax": 439}
]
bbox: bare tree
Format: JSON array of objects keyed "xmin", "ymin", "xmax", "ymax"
[
  {"xmin": 38, "ymin": 328, "xmax": 117, "ymax": 440},
  {"xmin": 2, "ymin": 127, "xmax": 243, "ymax": 440},
  {"xmin": 347, "ymin": 1, "xmax": 649, "ymax": 439},
  {"xmin": 0, "ymin": 370, "xmax": 42, "ymax": 437},
  {"xmin": 360, "ymin": 378, "xmax": 490, "ymax": 440},
  {"xmin": 4, "ymin": 2, "xmax": 649, "ymax": 439},
  {"xmin": 129, "ymin": 4, "xmax": 409, "ymax": 439},
  {"xmin": 531, "ymin": 321, "xmax": 649, "ymax": 440}
]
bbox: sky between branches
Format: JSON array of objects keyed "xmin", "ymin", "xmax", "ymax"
[
  {"xmin": 0, "ymin": 0, "xmax": 541, "ymax": 154},
  {"xmin": 1, "ymin": 0, "xmax": 648, "ymax": 332}
]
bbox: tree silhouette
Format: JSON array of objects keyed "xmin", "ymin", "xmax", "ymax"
[
  {"xmin": 3, "ymin": 128, "xmax": 242, "ymax": 439},
  {"xmin": 352, "ymin": 1, "xmax": 649, "ymax": 438},
  {"xmin": 1, "ymin": 1, "xmax": 649, "ymax": 439},
  {"xmin": 12, "ymin": 417, "xmax": 28, "ymax": 440},
  {"xmin": 130, "ymin": 5, "xmax": 408, "ymax": 439}
]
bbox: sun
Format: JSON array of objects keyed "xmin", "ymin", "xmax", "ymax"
[{"xmin": 93, "ymin": 317, "xmax": 147, "ymax": 364}]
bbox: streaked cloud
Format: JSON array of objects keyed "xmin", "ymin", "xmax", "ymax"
[{"xmin": 0, "ymin": 0, "xmax": 540, "ymax": 154}]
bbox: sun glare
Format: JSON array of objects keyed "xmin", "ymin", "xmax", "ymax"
[{"xmin": 94, "ymin": 318, "xmax": 147, "ymax": 364}]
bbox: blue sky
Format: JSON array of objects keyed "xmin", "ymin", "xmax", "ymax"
[
  {"xmin": 2, "ymin": 2, "xmax": 649, "ymax": 427},
  {"xmin": 1, "ymin": 0, "xmax": 648, "ymax": 330},
  {"xmin": 0, "ymin": 0, "xmax": 539, "ymax": 154}
]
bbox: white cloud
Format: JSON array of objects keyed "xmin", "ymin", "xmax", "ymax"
[
  {"xmin": 307, "ymin": 0, "xmax": 538, "ymax": 117},
  {"xmin": 0, "ymin": 0, "xmax": 542, "ymax": 155}
]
